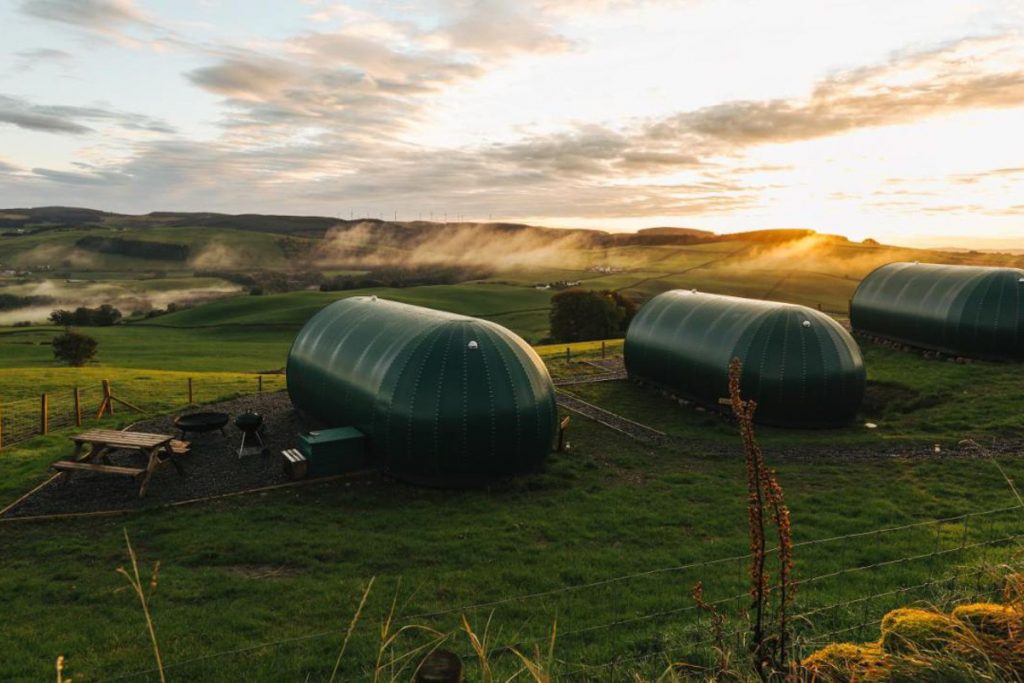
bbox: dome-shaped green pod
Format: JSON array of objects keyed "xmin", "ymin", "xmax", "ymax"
[
  {"xmin": 851, "ymin": 262, "xmax": 1024, "ymax": 361},
  {"xmin": 287, "ymin": 297, "xmax": 557, "ymax": 484},
  {"xmin": 624, "ymin": 291, "xmax": 865, "ymax": 427}
]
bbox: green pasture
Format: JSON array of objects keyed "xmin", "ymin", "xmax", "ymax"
[
  {"xmin": 1, "ymin": 230, "xmax": 1024, "ymax": 679},
  {"xmin": 0, "ymin": 393, "xmax": 1021, "ymax": 680}
]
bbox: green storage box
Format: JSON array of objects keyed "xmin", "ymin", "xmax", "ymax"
[{"xmin": 299, "ymin": 426, "xmax": 366, "ymax": 477}]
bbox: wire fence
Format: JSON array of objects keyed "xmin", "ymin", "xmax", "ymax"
[
  {"xmin": 95, "ymin": 502, "xmax": 1024, "ymax": 681},
  {"xmin": 0, "ymin": 373, "xmax": 287, "ymax": 450}
]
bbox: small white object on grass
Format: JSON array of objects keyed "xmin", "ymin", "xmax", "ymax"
[{"xmin": 865, "ymin": 422, "xmax": 878, "ymax": 429}]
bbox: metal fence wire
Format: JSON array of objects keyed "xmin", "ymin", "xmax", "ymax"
[
  {"xmin": 94, "ymin": 503, "xmax": 1024, "ymax": 682},
  {"xmin": 0, "ymin": 374, "xmax": 286, "ymax": 450}
]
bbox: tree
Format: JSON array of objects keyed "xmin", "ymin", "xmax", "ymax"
[
  {"xmin": 52, "ymin": 330, "xmax": 98, "ymax": 366},
  {"xmin": 48, "ymin": 304, "xmax": 122, "ymax": 326},
  {"xmin": 604, "ymin": 290, "xmax": 638, "ymax": 330},
  {"xmin": 549, "ymin": 289, "xmax": 637, "ymax": 342},
  {"xmin": 48, "ymin": 309, "xmax": 74, "ymax": 326}
]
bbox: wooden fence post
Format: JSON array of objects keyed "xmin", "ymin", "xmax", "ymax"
[
  {"xmin": 565, "ymin": 346, "xmax": 571, "ymax": 363},
  {"xmin": 40, "ymin": 393, "xmax": 49, "ymax": 435},
  {"xmin": 601, "ymin": 340, "xmax": 606, "ymax": 358},
  {"xmin": 188, "ymin": 377, "xmax": 194, "ymax": 405},
  {"xmin": 95, "ymin": 379, "xmax": 113, "ymax": 419},
  {"xmin": 0, "ymin": 400, "xmax": 4, "ymax": 450},
  {"xmin": 74, "ymin": 387, "xmax": 82, "ymax": 427},
  {"xmin": 557, "ymin": 415, "xmax": 571, "ymax": 452},
  {"xmin": 258, "ymin": 375, "xmax": 263, "ymax": 393}
]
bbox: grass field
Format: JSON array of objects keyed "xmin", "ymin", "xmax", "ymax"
[
  {"xmin": 0, "ymin": 324, "xmax": 1022, "ymax": 679},
  {"xmin": 558, "ymin": 343, "xmax": 1024, "ymax": 449},
  {"xmin": 2, "ymin": 228, "xmax": 1024, "ymax": 680},
  {"xmin": 0, "ymin": 284, "xmax": 555, "ymax": 374},
  {"xmin": 1, "ymin": 398, "xmax": 1022, "ymax": 680}
]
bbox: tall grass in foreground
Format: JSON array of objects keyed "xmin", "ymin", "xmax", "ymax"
[
  {"xmin": 727, "ymin": 358, "xmax": 796, "ymax": 680},
  {"xmin": 64, "ymin": 531, "xmax": 565, "ymax": 682}
]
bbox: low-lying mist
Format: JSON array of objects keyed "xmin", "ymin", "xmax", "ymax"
[
  {"xmin": 0, "ymin": 279, "xmax": 242, "ymax": 325},
  {"xmin": 717, "ymin": 235, "xmax": 920, "ymax": 280},
  {"xmin": 318, "ymin": 222, "xmax": 596, "ymax": 271}
]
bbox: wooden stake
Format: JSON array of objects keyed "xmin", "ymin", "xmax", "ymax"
[
  {"xmin": 258, "ymin": 375, "xmax": 263, "ymax": 393},
  {"xmin": 601, "ymin": 340, "xmax": 606, "ymax": 358},
  {"xmin": 40, "ymin": 393, "xmax": 49, "ymax": 435},
  {"xmin": 565, "ymin": 346, "xmax": 571, "ymax": 362},
  {"xmin": 74, "ymin": 387, "xmax": 82, "ymax": 427},
  {"xmin": 188, "ymin": 377, "xmax": 193, "ymax": 405},
  {"xmin": 0, "ymin": 400, "xmax": 4, "ymax": 450},
  {"xmin": 557, "ymin": 415, "xmax": 571, "ymax": 452},
  {"xmin": 96, "ymin": 379, "xmax": 113, "ymax": 419}
]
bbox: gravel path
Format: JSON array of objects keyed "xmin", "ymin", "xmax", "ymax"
[{"xmin": 2, "ymin": 392, "xmax": 325, "ymax": 519}]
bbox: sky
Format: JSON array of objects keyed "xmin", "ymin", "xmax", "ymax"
[{"xmin": 1, "ymin": 1, "xmax": 1024, "ymax": 248}]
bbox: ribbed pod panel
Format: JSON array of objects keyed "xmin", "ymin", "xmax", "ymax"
[
  {"xmin": 287, "ymin": 297, "xmax": 557, "ymax": 484},
  {"xmin": 851, "ymin": 262, "xmax": 1024, "ymax": 361},
  {"xmin": 625, "ymin": 291, "xmax": 865, "ymax": 427}
]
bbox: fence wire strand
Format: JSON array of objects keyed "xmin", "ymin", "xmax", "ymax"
[
  {"xmin": 95, "ymin": 506, "xmax": 1024, "ymax": 682},
  {"xmin": 0, "ymin": 375, "xmax": 284, "ymax": 450}
]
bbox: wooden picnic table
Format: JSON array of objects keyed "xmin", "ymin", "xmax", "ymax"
[{"xmin": 52, "ymin": 429, "xmax": 186, "ymax": 497}]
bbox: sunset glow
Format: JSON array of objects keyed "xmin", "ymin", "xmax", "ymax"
[{"xmin": 2, "ymin": 0, "xmax": 1024, "ymax": 247}]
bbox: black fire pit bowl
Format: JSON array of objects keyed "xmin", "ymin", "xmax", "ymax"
[{"xmin": 174, "ymin": 411, "xmax": 230, "ymax": 439}]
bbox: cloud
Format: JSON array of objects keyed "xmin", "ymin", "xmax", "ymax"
[
  {"xmin": 188, "ymin": 57, "xmax": 297, "ymax": 101},
  {"xmin": 432, "ymin": 0, "xmax": 572, "ymax": 56},
  {"xmin": 13, "ymin": 47, "xmax": 74, "ymax": 72},
  {"xmin": 19, "ymin": 0, "xmax": 150, "ymax": 30},
  {"xmin": 0, "ymin": 94, "xmax": 175, "ymax": 135},
  {"xmin": 18, "ymin": 0, "xmax": 182, "ymax": 50},
  {"xmin": 651, "ymin": 35, "xmax": 1024, "ymax": 148},
  {"xmin": 185, "ymin": 31, "xmax": 483, "ymax": 138},
  {"xmin": 31, "ymin": 166, "xmax": 128, "ymax": 185}
]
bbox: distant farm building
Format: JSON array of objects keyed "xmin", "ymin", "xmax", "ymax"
[
  {"xmin": 287, "ymin": 297, "xmax": 558, "ymax": 484},
  {"xmin": 851, "ymin": 262, "xmax": 1024, "ymax": 361},
  {"xmin": 624, "ymin": 290, "xmax": 865, "ymax": 427}
]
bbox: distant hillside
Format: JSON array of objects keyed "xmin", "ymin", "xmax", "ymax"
[
  {"xmin": 636, "ymin": 227, "xmax": 715, "ymax": 238},
  {"xmin": 0, "ymin": 206, "xmax": 859, "ymax": 248}
]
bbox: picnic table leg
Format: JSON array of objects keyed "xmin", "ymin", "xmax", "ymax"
[
  {"xmin": 165, "ymin": 444, "xmax": 185, "ymax": 476},
  {"xmin": 61, "ymin": 442, "xmax": 107, "ymax": 484},
  {"xmin": 77, "ymin": 442, "xmax": 99, "ymax": 462},
  {"xmin": 138, "ymin": 449, "xmax": 159, "ymax": 498}
]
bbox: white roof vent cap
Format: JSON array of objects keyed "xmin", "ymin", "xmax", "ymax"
[
  {"xmin": 802, "ymin": 320, "xmax": 812, "ymax": 328},
  {"xmin": 467, "ymin": 340, "xmax": 479, "ymax": 350}
]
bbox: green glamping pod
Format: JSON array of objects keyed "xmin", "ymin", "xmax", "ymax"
[
  {"xmin": 624, "ymin": 290, "xmax": 865, "ymax": 427},
  {"xmin": 287, "ymin": 297, "xmax": 557, "ymax": 484},
  {"xmin": 851, "ymin": 262, "xmax": 1024, "ymax": 361}
]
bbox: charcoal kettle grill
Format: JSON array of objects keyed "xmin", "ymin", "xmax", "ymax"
[{"xmin": 234, "ymin": 409, "xmax": 268, "ymax": 458}]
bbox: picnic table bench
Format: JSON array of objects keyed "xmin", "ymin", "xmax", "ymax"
[{"xmin": 51, "ymin": 429, "xmax": 189, "ymax": 497}]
